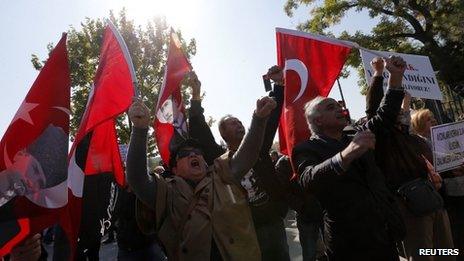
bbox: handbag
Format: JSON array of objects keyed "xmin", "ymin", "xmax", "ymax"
[{"xmin": 397, "ymin": 178, "xmax": 443, "ymax": 217}]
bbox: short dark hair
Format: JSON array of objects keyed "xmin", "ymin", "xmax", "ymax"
[
  {"xmin": 218, "ymin": 114, "xmax": 236, "ymax": 140},
  {"xmin": 168, "ymin": 138, "xmax": 203, "ymax": 169}
]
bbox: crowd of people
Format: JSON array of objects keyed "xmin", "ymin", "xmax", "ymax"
[{"xmin": 5, "ymin": 56, "xmax": 464, "ymax": 261}]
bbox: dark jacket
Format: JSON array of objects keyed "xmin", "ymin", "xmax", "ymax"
[
  {"xmin": 293, "ymin": 89, "xmax": 406, "ymax": 259},
  {"xmin": 189, "ymin": 85, "xmax": 287, "ymax": 225},
  {"xmin": 366, "ymin": 76, "xmax": 431, "ymax": 190},
  {"xmin": 275, "ymin": 155, "xmax": 322, "ymax": 223},
  {"xmin": 115, "ymin": 188, "xmax": 157, "ymax": 251},
  {"xmin": 365, "ymin": 76, "xmax": 386, "ymax": 119}
]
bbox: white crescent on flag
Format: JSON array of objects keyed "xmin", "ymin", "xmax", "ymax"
[{"xmin": 284, "ymin": 59, "xmax": 309, "ymax": 103}]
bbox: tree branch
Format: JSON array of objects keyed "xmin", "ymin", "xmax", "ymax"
[
  {"xmin": 392, "ymin": 1, "xmax": 425, "ymax": 37},
  {"xmin": 346, "ymin": 3, "xmax": 359, "ymax": 9},
  {"xmin": 375, "ymin": 5, "xmax": 426, "ymax": 42},
  {"xmin": 390, "ymin": 33, "xmax": 418, "ymax": 39},
  {"xmin": 407, "ymin": 0, "xmax": 433, "ymax": 32}
]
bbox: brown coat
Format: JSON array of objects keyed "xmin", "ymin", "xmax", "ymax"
[{"xmin": 137, "ymin": 153, "xmax": 261, "ymax": 261}]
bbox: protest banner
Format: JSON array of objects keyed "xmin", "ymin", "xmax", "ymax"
[
  {"xmin": 431, "ymin": 121, "xmax": 464, "ymax": 172},
  {"xmin": 360, "ymin": 49, "xmax": 443, "ymax": 101}
]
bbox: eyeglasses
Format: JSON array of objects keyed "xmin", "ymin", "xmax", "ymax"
[{"xmin": 176, "ymin": 148, "xmax": 203, "ymax": 160}]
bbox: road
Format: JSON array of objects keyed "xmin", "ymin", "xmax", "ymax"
[{"xmin": 43, "ymin": 211, "xmax": 406, "ymax": 260}]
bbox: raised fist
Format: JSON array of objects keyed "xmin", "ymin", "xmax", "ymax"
[
  {"xmin": 341, "ymin": 130, "xmax": 376, "ymax": 164},
  {"xmin": 255, "ymin": 96, "xmax": 277, "ymax": 118},
  {"xmin": 370, "ymin": 57, "xmax": 384, "ymax": 75},
  {"xmin": 128, "ymin": 97, "xmax": 151, "ymax": 128},
  {"xmin": 385, "ymin": 56, "xmax": 407, "ymax": 75},
  {"xmin": 385, "ymin": 56, "xmax": 407, "ymax": 88},
  {"xmin": 184, "ymin": 71, "xmax": 201, "ymax": 100},
  {"xmin": 265, "ymin": 65, "xmax": 284, "ymax": 85}
]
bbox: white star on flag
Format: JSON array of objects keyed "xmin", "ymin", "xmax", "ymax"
[{"xmin": 12, "ymin": 101, "xmax": 39, "ymax": 125}]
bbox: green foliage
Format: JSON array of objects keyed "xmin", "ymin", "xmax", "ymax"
[
  {"xmin": 31, "ymin": 9, "xmax": 196, "ymax": 155},
  {"xmin": 284, "ymin": 0, "xmax": 464, "ymax": 94}
]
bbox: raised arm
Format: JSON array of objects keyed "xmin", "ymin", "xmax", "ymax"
[
  {"xmin": 363, "ymin": 56, "xmax": 407, "ymax": 134},
  {"xmin": 257, "ymin": 66, "xmax": 287, "ymax": 200},
  {"xmin": 260, "ymin": 65, "xmax": 284, "ymax": 155},
  {"xmin": 295, "ymin": 131, "xmax": 376, "ymax": 195},
  {"xmin": 126, "ymin": 98, "xmax": 156, "ymax": 209},
  {"xmin": 293, "ymin": 145, "xmax": 338, "ymax": 196},
  {"xmin": 229, "ymin": 96, "xmax": 277, "ymax": 180},
  {"xmin": 186, "ymin": 72, "xmax": 225, "ymax": 164},
  {"xmin": 365, "ymin": 57, "xmax": 385, "ymax": 119}
]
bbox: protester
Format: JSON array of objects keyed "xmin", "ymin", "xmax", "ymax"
[
  {"xmin": 366, "ymin": 57, "xmax": 454, "ymax": 261},
  {"xmin": 411, "ymin": 109, "xmax": 437, "ymax": 144},
  {"xmin": 270, "ymin": 150, "xmax": 280, "ymax": 166},
  {"xmin": 293, "ymin": 56, "xmax": 408, "ymax": 260},
  {"xmin": 187, "ymin": 68, "xmax": 290, "ymax": 261},
  {"xmin": 411, "ymin": 109, "xmax": 464, "ymax": 260},
  {"xmin": 114, "ymin": 185, "xmax": 166, "ymax": 261},
  {"xmin": 275, "ymin": 155, "xmax": 323, "ymax": 261},
  {"xmin": 439, "ymin": 167, "xmax": 464, "ymax": 261},
  {"xmin": 126, "ymin": 94, "xmax": 276, "ymax": 260}
]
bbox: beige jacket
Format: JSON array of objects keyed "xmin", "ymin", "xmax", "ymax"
[{"xmin": 137, "ymin": 153, "xmax": 261, "ymax": 261}]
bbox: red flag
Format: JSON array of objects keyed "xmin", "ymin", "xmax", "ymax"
[
  {"xmin": 0, "ymin": 34, "xmax": 70, "ymax": 257},
  {"xmin": 276, "ymin": 28, "xmax": 353, "ymax": 159},
  {"xmin": 154, "ymin": 30, "xmax": 192, "ymax": 165},
  {"xmin": 65, "ymin": 21, "xmax": 136, "ymax": 256}
]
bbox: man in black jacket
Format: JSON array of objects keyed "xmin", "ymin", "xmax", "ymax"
[
  {"xmin": 186, "ymin": 67, "xmax": 290, "ymax": 261},
  {"xmin": 114, "ymin": 185, "xmax": 166, "ymax": 261},
  {"xmin": 275, "ymin": 155, "xmax": 323, "ymax": 261},
  {"xmin": 365, "ymin": 57, "xmax": 454, "ymax": 261},
  {"xmin": 293, "ymin": 56, "xmax": 407, "ymax": 260}
]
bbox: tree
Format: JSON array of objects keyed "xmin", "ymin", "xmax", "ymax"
[
  {"xmin": 284, "ymin": 0, "xmax": 464, "ymax": 117},
  {"xmin": 31, "ymin": 9, "xmax": 197, "ymax": 155}
]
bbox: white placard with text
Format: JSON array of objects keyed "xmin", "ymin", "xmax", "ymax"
[
  {"xmin": 360, "ymin": 49, "xmax": 443, "ymax": 100},
  {"xmin": 431, "ymin": 121, "xmax": 464, "ymax": 172}
]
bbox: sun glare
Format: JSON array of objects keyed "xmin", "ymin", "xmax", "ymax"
[{"xmin": 124, "ymin": 0, "xmax": 200, "ymax": 31}]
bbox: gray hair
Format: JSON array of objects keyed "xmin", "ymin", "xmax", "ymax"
[{"xmin": 304, "ymin": 96, "xmax": 326, "ymax": 134}]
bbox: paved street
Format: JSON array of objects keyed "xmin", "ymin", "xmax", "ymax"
[
  {"xmin": 43, "ymin": 211, "xmax": 406, "ymax": 260},
  {"xmin": 43, "ymin": 211, "xmax": 304, "ymax": 260}
]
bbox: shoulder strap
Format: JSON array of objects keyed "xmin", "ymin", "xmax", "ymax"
[
  {"xmin": 171, "ymin": 187, "xmax": 204, "ymax": 255},
  {"xmin": 178, "ymin": 192, "xmax": 202, "ymax": 233}
]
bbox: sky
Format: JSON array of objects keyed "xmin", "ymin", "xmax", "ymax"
[{"xmin": 0, "ymin": 0, "xmax": 379, "ymax": 143}]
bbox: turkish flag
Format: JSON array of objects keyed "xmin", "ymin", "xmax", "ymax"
[
  {"xmin": 276, "ymin": 28, "xmax": 353, "ymax": 160},
  {"xmin": 0, "ymin": 34, "xmax": 70, "ymax": 257},
  {"xmin": 154, "ymin": 30, "xmax": 192, "ymax": 165},
  {"xmin": 65, "ymin": 21, "xmax": 135, "ymax": 256}
]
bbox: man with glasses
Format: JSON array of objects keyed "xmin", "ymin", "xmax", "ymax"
[{"xmin": 126, "ymin": 96, "xmax": 276, "ymax": 260}]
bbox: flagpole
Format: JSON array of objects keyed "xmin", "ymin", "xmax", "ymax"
[
  {"xmin": 105, "ymin": 19, "xmax": 140, "ymax": 98},
  {"xmin": 336, "ymin": 78, "xmax": 347, "ymax": 107}
]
